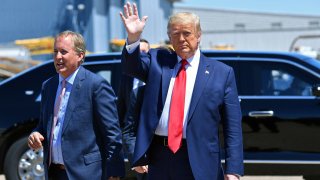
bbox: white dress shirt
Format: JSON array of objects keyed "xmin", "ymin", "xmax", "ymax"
[
  {"xmin": 155, "ymin": 50, "xmax": 200, "ymax": 138},
  {"xmin": 126, "ymin": 40, "xmax": 200, "ymax": 138},
  {"xmin": 133, "ymin": 77, "xmax": 145, "ymax": 90}
]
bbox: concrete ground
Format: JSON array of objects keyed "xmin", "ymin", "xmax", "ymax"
[{"xmin": 0, "ymin": 175, "xmax": 304, "ymax": 180}]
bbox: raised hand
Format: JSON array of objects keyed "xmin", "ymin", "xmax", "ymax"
[{"xmin": 119, "ymin": 2, "xmax": 148, "ymax": 44}]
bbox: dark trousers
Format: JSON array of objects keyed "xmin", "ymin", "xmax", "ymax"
[
  {"xmin": 148, "ymin": 137, "xmax": 195, "ymax": 180},
  {"xmin": 48, "ymin": 164, "xmax": 68, "ymax": 180},
  {"xmin": 123, "ymin": 135, "xmax": 148, "ymax": 180}
]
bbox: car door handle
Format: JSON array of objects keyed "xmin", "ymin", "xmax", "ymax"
[{"xmin": 248, "ymin": 110, "xmax": 274, "ymax": 117}]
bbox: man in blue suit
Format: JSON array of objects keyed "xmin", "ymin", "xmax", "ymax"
[
  {"xmin": 28, "ymin": 31, "xmax": 125, "ymax": 180},
  {"xmin": 120, "ymin": 2, "xmax": 243, "ymax": 180}
]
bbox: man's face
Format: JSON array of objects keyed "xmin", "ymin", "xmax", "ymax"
[
  {"xmin": 168, "ymin": 22, "xmax": 201, "ymax": 59},
  {"xmin": 140, "ymin": 42, "xmax": 150, "ymax": 53},
  {"xmin": 53, "ymin": 35, "xmax": 83, "ymax": 78}
]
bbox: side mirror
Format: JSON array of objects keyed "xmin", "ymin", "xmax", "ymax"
[{"xmin": 312, "ymin": 84, "xmax": 320, "ymax": 97}]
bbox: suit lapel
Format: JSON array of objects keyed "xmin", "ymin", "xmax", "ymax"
[
  {"xmin": 46, "ymin": 76, "xmax": 59, "ymax": 140},
  {"xmin": 62, "ymin": 66, "xmax": 86, "ymax": 134},
  {"xmin": 161, "ymin": 54, "xmax": 178, "ymax": 105},
  {"xmin": 187, "ymin": 54, "xmax": 212, "ymax": 122},
  {"xmin": 161, "ymin": 67, "xmax": 173, "ymax": 105}
]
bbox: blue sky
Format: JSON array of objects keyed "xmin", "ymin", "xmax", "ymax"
[{"xmin": 175, "ymin": 0, "xmax": 320, "ymax": 16}]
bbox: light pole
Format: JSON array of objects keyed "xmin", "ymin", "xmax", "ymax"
[{"xmin": 66, "ymin": 2, "xmax": 85, "ymax": 33}]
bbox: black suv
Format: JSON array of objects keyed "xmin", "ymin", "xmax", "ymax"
[{"xmin": 0, "ymin": 51, "xmax": 320, "ymax": 180}]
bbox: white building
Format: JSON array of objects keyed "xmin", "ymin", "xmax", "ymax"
[{"xmin": 174, "ymin": 6, "xmax": 320, "ymax": 52}]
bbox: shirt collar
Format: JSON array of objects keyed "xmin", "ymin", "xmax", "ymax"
[
  {"xmin": 177, "ymin": 48, "xmax": 200, "ymax": 67},
  {"xmin": 59, "ymin": 67, "xmax": 80, "ymax": 85}
]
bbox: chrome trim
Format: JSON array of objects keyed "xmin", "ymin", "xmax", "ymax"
[
  {"xmin": 25, "ymin": 90, "xmax": 34, "ymax": 95},
  {"xmin": 83, "ymin": 60, "xmax": 120, "ymax": 65},
  {"xmin": 249, "ymin": 110, "xmax": 274, "ymax": 117},
  {"xmin": 18, "ymin": 148, "xmax": 44, "ymax": 180}
]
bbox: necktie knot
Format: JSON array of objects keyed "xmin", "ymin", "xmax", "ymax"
[
  {"xmin": 61, "ymin": 79, "xmax": 66, "ymax": 88},
  {"xmin": 60, "ymin": 79, "xmax": 67, "ymax": 98},
  {"xmin": 181, "ymin": 59, "xmax": 188, "ymax": 70}
]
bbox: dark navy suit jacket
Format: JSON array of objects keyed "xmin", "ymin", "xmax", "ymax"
[
  {"xmin": 35, "ymin": 66, "xmax": 125, "ymax": 180},
  {"xmin": 122, "ymin": 47, "xmax": 244, "ymax": 179},
  {"xmin": 117, "ymin": 75, "xmax": 145, "ymax": 164},
  {"xmin": 118, "ymin": 75, "xmax": 145, "ymax": 136}
]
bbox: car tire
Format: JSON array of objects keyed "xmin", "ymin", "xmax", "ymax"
[{"xmin": 4, "ymin": 136, "xmax": 44, "ymax": 180}]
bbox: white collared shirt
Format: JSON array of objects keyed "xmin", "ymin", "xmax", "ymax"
[
  {"xmin": 126, "ymin": 40, "xmax": 201, "ymax": 138},
  {"xmin": 155, "ymin": 49, "xmax": 200, "ymax": 138}
]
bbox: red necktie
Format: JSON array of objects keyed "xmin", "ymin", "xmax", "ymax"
[
  {"xmin": 168, "ymin": 59, "xmax": 188, "ymax": 153},
  {"xmin": 49, "ymin": 79, "xmax": 66, "ymax": 165}
]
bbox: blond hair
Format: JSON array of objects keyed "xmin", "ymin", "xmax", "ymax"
[
  {"xmin": 167, "ymin": 12, "xmax": 202, "ymax": 35},
  {"xmin": 55, "ymin": 30, "xmax": 86, "ymax": 63}
]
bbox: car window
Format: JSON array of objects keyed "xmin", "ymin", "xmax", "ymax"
[
  {"xmin": 84, "ymin": 62, "xmax": 121, "ymax": 94},
  {"xmin": 96, "ymin": 70, "xmax": 112, "ymax": 83},
  {"xmin": 238, "ymin": 60, "xmax": 315, "ymax": 96},
  {"xmin": 34, "ymin": 62, "xmax": 121, "ymax": 102},
  {"xmin": 271, "ymin": 69, "xmax": 311, "ymax": 96},
  {"xmin": 219, "ymin": 60, "xmax": 241, "ymax": 89}
]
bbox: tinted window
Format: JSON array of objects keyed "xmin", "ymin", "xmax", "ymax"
[
  {"xmin": 238, "ymin": 60, "xmax": 315, "ymax": 96},
  {"xmin": 217, "ymin": 59, "xmax": 240, "ymax": 88},
  {"xmin": 84, "ymin": 62, "xmax": 121, "ymax": 94}
]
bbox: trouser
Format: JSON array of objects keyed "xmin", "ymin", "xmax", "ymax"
[
  {"xmin": 48, "ymin": 164, "xmax": 68, "ymax": 180},
  {"xmin": 147, "ymin": 135, "xmax": 195, "ymax": 180}
]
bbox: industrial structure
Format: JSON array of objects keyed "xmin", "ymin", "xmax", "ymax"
[
  {"xmin": 175, "ymin": 6, "xmax": 320, "ymax": 54},
  {"xmin": 0, "ymin": 0, "xmax": 319, "ymax": 58},
  {"xmin": 0, "ymin": 0, "xmax": 178, "ymax": 54}
]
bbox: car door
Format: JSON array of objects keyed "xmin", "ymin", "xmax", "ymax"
[{"xmin": 237, "ymin": 59, "xmax": 320, "ymax": 162}]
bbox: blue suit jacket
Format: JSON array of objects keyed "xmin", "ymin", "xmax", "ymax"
[
  {"xmin": 35, "ymin": 66, "xmax": 125, "ymax": 180},
  {"xmin": 117, "ymin": 75, "xmax": 145, "ymax": 164},
  {"xmin": 117, "ymin": 75, "xmax": 145, "ymax": 137},
  {"xmin": 122, "ymin": 47, "xmax": 244, "ymax": 179}
]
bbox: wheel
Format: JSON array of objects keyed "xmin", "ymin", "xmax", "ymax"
[{"xmin": 4, "ymin": 137, "xmax": 44, "ymax": 180}]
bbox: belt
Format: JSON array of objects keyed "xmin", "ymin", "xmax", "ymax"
[
  {"xmin": 50, "ymin": 163, "xmax": 65, "ymax": 170},
  {"xmin": 153, "ymin": 135, "xmax": 186, "ymax": 146}
]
